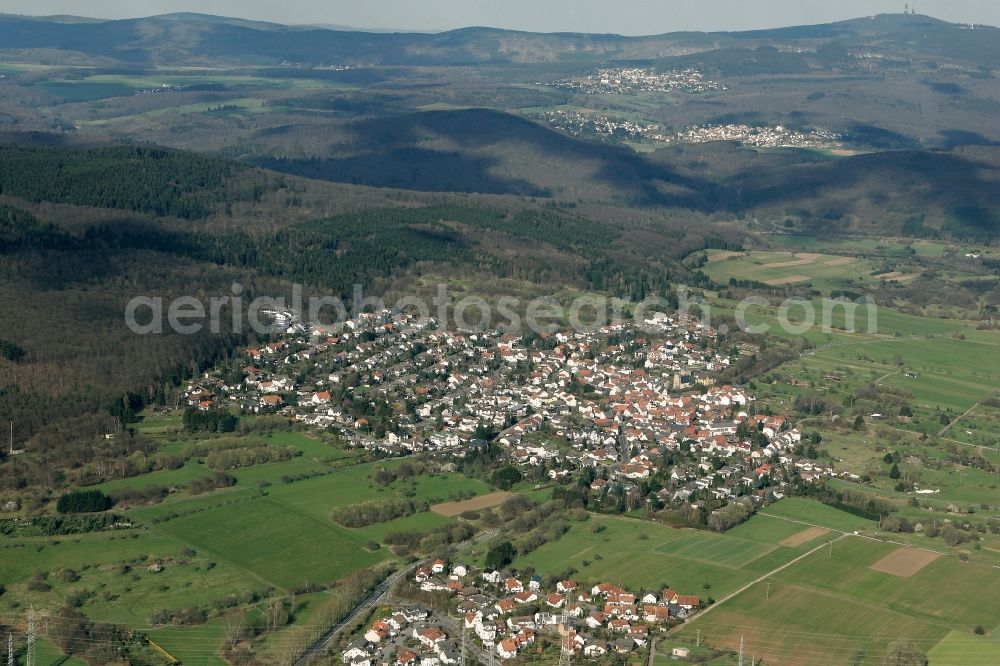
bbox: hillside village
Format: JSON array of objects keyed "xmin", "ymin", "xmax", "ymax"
[
  {"xmin": 546, "ymin": 67, "xmax": 726, "ymax": 95},
  {"xmin": 670, "ymin": 124, "xmax": 843, "ymax": 149},
  {"xmin": 343, "ymin": 568, "xmax": 703, "ymax": 665},
  {"xmin": 542, "ymin": 110, "xmax": 844, "ymax": 151},
  {"xmin": 184, "ymin": 309, "xmax": 837, "ymax": 520}
]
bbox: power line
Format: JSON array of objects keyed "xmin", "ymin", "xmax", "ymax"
[
  {"xmin": 26, "ymin": 607, "xmax": 36, "ymax": 666},
  {"xmin": 24, "ymin": 620, "xmax": 1000, "ymax": 665},
  {"xmin": 558, "ymin": 608, "xmax": 572, "ymax": 666}
]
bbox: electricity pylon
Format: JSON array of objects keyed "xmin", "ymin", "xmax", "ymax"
[{"xmin": 26, "ymin": 607, "xmax": 36, "ymax": 666}]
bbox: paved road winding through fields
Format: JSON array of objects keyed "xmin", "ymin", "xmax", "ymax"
[{"xmin": 294, "ymin": 530, "xmax": 497, "ymax": 665}]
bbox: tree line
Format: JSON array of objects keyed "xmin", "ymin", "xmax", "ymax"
[
  {"xmin": 204, "ymin": 445, "xmax": 299, "ymax": 471},
  {"xmin": 331, "ymin": 498, "xmax": 429, "ymax": 528}
]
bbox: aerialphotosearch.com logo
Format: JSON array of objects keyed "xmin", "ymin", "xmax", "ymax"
[{"xmin": 124, "ymin": 282, "xmax": 878, "ymax": 337}]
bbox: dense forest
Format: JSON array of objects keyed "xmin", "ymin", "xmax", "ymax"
[{"xmin": 0, "ymin": 145, "xmax": 245, "ymax": 219}]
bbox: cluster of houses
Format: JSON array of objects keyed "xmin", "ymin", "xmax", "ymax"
[
  {"xmin": 542, "ymin": 110, "xmax": 674, "ymax": 145},
  {"xmin": 542, "ymin": 113, "xmax": 843, "ymax": 153},
  {"xmin": 185, "ymin": 308, "xmax": 836, "ymax": 519},
  {"xmin": 134, "ymin": 83, "xmax": 175, "ymax": 95},
  {"xmin": 548, "ymin": 67, "xmax": 727, "ymax": 95},
  {"xmin": 341, "ymin": 605, "xmax": 464, "ymax": 666},
  {"xmin": 343, "ymin": 559, "xmax": 702, "ymax": 665},
  {"xmin": 669, "ymin": 123, "xmax": 842, "ymax": 149}
]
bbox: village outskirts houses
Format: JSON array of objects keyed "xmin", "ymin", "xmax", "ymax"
[
  {"xmin": 361, "ymin": 563, "xmax": 707, "ymax": 664},
  {"xmin": 345, "ymin": 564, "xmax": 707, "ymax": 665},
  {"xmin": 200, "ymin": 310, "xmax": 831, "ymax": 624}
]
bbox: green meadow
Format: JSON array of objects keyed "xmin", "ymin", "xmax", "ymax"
[
  {"xmin": 146, "ymin": 617, "xmax": 230, "ymax": 665},
  {"xmin": 746, "ymin": 315, "xmax": 1000, "ymax": 523},
  {"xmin": 88, "ymin": 429, "xmax": 344, "ymax": 497},
  {"xmin": 259, "ymin": 460, "xmax": 491, "ymax": 522},
  {"xmin": 148, "ymin": 495, "xmax": 388, "ymax": 590},
  {"xmin": 754, "ymin": 497, "xmax": 876, "ymax": 533},
  {"xmin": 678, "ymin": 530, "xmax": 1000, "ymax": 665},
  {"xmin": 812, "ymin": 335, "xmax": 1000, "ymax": 412},
  {"xmin": 33, "ymin": 80, "xmax": 138, "ymax": 102},
  {"xmin": 703, "ymin": 242, "xmax": 987, "ymax": 301},
  {"xmin": 753, "ymin": 341, "xmax": 1000, "ymax": 426},
  {"xmin": 35, "ymin": 72, "xmax": 353, "ymax": 98},
  {"xmin": 703, "ymin": 249, "xmax": 891, "ymax": 293},
  {"xmin": 778, "ymin": 538, "xmax": 1000, "ymax": 628},
  {"xmin": 32, "ymin": 638, "xmax": 88, "ymax": 666},
  {"xmin": 81, "ymin": 97, "xmax": 273, "ymax": 126},
  {"xmin": 766, "ymin": 234, "xmax": 954, "ymax": 259},
  {"xmin": 0, "ymin": 530, "xmax": 261, "ymax": 626},
  {"xmin": 123, "ymin": 456, "xmax": 491, "ymax": 589},
  {"xmin": 2, "ymin": 427, "xmax": 494, "ymax": 662},
  {"xmin": 651, "ymin": 531, "xmax": 776, "ymax": 568},
  {"xmin": 515, "ymin": 515, "xmax": 761, "ymax": 596},
  {"xmin": 927, "ymin": 629, "xmax": 1000, "ymax": 666},
  {"xmin": 0, "ymin": 62, "xmax": 71, "ymax": 73},
  {"xmin": 514, "ymin": 505, "xmax": 851, "ymax": 598},
  {"xmin": 680, "ymin": 581, "xmax": 951, "ymax": 666},
  {"xmin": 707, "ymin": 296, "xmax": 972, "ymax": 353}
]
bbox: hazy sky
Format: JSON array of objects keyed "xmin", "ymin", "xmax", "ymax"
[{"xmin": 3, "ymin": 0, "xmax": 998, "ymax": 34}]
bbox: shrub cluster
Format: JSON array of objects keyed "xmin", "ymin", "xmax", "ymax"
[{"xmin": 331, "ymin": 498, "xmax": 428, "ymax": 528}]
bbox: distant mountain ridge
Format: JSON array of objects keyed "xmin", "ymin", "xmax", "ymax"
[
  {"xmin": 302, "ymin": 22, "xmax": 443, "ymax": 34},
  {"xmin": 0, "ymin": 12, "xmax": 996, "ymax": 67}
]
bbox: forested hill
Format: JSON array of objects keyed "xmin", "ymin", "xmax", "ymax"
[
  {"xmin": 0, "ymin": 145, "xmax": 246, "ymax": 219},
  {"xmin": 253, "ymin": 108, "xmax": 719, "ymax": 208},
  {"xmin": 0, "ymin": 12, "xmax": 996, "ymax": 67},
  {"xmin": 248, "ymin": 106, "xmax": 1000, "ymax": 240},
  {"xmin": 710, "ymin": 145, "xmax": 1000, "ymax": 241}
]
